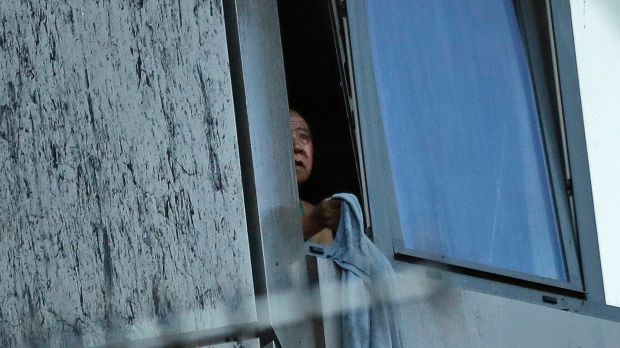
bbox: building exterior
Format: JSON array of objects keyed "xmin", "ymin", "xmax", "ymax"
[{"xmin": 0, "ymin": 0, "xmax": 619, "ymax": 347}]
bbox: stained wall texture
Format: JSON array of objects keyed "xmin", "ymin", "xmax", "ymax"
[{"xmin": 0, "ymin": 0, "xmax": 256, "ymax": 346}]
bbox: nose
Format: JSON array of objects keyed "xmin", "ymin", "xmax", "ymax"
[{"xmin": 293, "ymin": 133, "xmax": 303, "ymax": 152}]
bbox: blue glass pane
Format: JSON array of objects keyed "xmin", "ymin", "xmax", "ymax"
[{"xmin": 365, "ymin": 0, "xmax": 567, "ymax": 280}]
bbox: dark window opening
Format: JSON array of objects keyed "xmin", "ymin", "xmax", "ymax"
[{"xmin": 278, "ymin": 0, "xmax": 363, "ymax": 208}]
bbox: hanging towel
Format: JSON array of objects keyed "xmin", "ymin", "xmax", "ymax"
[{"xmin": 308, "ymin": 193, "xmax": 403, "ymax": 348}]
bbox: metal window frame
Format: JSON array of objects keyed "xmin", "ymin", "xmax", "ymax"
[
  {"xmin": 223, "ymin": 0, "xmax": 317, "ymax": 346},
  {"xmin": 343, "ymin": 0, "xmax": 609, "ymax": 308},
  {"xmin": 547, "ymin": 0, "xmax": 605, "ymax": 303},
  {"xmin": 514, "ymin": 0, "xmax": 583, "ymax": 290}
]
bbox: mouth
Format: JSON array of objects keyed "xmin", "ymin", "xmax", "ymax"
[{"xmin": 294, "ymin": 160, "xmax": 304, "ymax": 168}]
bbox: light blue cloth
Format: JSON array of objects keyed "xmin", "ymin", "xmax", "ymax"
[{"xmin": 309, "ymin": 193, "xmax": 403, "ymax": 348}]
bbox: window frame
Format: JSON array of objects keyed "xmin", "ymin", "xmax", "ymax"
[
  {"xmin": 223, "ymin": 0, "xmax": 318, "ymax": 346},
  {"xmin": 341, "ymin": 0, "xmax": 603, "ymax": 299},
  {"xmin": 381, "ymin": 0, "xmax": 583, "ymax": 292}
]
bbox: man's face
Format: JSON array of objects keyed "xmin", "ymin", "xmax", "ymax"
[{"xmin": 290, "ymin": 111, "xmax": 313, "ymax": 184}]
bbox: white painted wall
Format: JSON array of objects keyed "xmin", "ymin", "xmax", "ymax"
[{"xmin": 570, "ymin": 0, "xmax": 620, "ymax": 307}]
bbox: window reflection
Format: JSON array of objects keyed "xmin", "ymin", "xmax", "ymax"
[{"xmin": 365, "ymin": 0, "xmax": 567, "ymax": 280}]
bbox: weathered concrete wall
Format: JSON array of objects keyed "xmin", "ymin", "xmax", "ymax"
[{"xmin": 0, "ymin": 0, "xmax": 255, "ymax": 346}]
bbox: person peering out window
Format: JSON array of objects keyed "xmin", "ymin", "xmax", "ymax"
[{"xmin": 290, "ymin": 109, "xmax": 341, "ymax": 245}]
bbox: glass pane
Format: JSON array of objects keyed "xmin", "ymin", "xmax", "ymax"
[{"xmin": 364, "ymin": 0, "xmax": 567, "ymax": 280}]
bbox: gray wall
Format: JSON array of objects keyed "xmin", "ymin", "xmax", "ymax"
[
  {"xmin": 315, "ymin": 259, "xmax": 620, "ymax": 348},
  {"xmin": 396, "ymin": 277, "xmax": 620, "ymax": 347},
  {"xmin": 0, "ymin": 0, "xmax": 255, "ymax": 346}
]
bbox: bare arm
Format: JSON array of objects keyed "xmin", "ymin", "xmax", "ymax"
[{"xmin": 301, "ymin": 199, "xmax": 341, "ymax": 241}]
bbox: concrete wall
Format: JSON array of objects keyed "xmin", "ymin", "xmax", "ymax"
[
  {"xmin": 569, "ymin": 0, "xmax": 620, "ymax": 308},
  {"xmin": 315, "ymin": 260, "xmax": 620, "ymax": 348},
  {"xmin": 396, "ymin": 277, "xmax": 620, "ymax": 348},
  {"xmin": 0, "ymin": 1, "xmax": 255, "ymax": 346}
]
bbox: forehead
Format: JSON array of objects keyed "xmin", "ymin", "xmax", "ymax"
[{"xmin": 290, "ymin": 114, "xmax": 310, "ymax": 132}]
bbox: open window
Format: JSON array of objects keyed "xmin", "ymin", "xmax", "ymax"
[
  {"xmin": 275, "ymin": 0, "xmax": 605, "ymax": 302},
  {"xmin": 277, "ymin": 0, "xmax": 368, "ymax": 227},
  {"xmin": 336, "ymin": 0, "xmax": 590, "ymax": 293}
]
